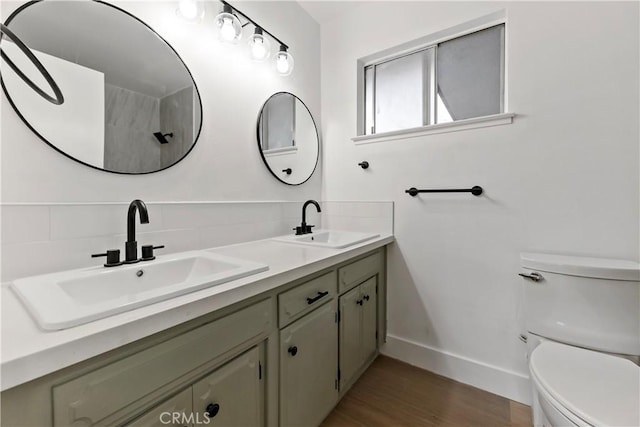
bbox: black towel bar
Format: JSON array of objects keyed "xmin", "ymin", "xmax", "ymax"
[{"xmin": 405, "ymin": 186, "xmax": 483, "ymax": 197}]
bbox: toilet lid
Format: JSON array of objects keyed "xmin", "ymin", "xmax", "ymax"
[{"xmin": 530, "ymin": 341, "xmax": 640, "ymax": 427}]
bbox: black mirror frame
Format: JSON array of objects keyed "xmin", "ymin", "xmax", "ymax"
[
  {"xmin": 0, "ymin": 0, "xmax": 204, "ymax": 175},
  {"xmin": 256, "ymin": 91, "xmax": 319, "ymax": 186}
]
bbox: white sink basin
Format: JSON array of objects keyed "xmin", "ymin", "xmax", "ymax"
[
  {"xmin": 11, "ymin": 251, "xmax": 268, "ymax": 330},
  {"xmin": 274, "ymin": 230, "xmax": 379, "ymax": 249}
]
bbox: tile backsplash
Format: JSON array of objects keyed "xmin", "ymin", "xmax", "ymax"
[{"xmin": 1, "ymin": 201, "xmax": 393, "ymax": 282}]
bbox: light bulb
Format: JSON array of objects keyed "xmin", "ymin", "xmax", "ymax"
[
  {"xmin": 276, "ymin": 47, "xmax": 294, "ymax": 76},
  {"xmin": 252, "ymin": 39, "xmax": 267, "ymax": 59},
  {"xmin": 215, "ymin": 5, "xmax": 242, "ymax": 43},
  {"xmin": 276, "ymin": 53, "xmax": 289, "ymax": 73},
  {"xmin": 177, "ymin": 0, "xmax": 203, "ymax": 21},
  {"xmin": 249, "ymin": 29, "xmax": 271, "ymax": 61},
  {"xmin": 220, "ymin": 17, "xmax": 236, "ymax": 41}
]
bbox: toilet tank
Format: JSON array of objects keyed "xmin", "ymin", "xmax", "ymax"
[{"xmin": 520, "ymin": 253, "xmax": 640, "ymax": 356}]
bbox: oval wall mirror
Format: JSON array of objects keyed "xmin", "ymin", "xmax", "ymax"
[
  {"xmin": 257, "ymin": 92, "xmax": 319, "ymax": 185},
  {"xmin": 1, "ymin": 0, "xmax": 202, "ymax": 174}
]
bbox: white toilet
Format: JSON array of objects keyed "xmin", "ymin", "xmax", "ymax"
[{"xmin": 520, "ymin": 253, "xmax": 640, "ymax": 427}]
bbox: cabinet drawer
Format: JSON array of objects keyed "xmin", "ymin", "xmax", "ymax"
[
  {"xmin": 278, "ymin": 271, "xmax": 336, "ymax": 328},
  {"xmin": 338, "ymin": 251, "xmax": 383, "ymax": 294},
  {"xmin": 53, "ymin": 299, "xmax": 272, "ymax": 426}
]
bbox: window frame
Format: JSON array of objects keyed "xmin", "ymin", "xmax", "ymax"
[
  {"xmin": 364, "ymin": 47, "xmax": 435, "ymax": 135},
  {"xmin": 356, "ymin": 11, "xmax": 510, "ymax": 142},
  {"xmin": 259, "ymin": 94, "xmax": 297, "ymax": 154}
]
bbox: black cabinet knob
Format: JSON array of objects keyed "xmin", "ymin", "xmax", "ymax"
[
  {"xmin": 288, "ymin": 346, "xmax": 298, "ymax": 356},
  {"xmin": 363, "ymin": 295, "xmax": 370, "ymax": 301},
  {"xmin": 206, "ymin": 403, "xmax": 220, "ymax": 418},
  {"xmin": 358, "ymin": 161, "xmax": 369, "ymax": 169},
  {"xmin": 356, "ymin": 299, "xmax": 363, "ymax": 306},
  {"xmin": 282, "ymin": 168, "xmax": 292, "ymax": 175}
]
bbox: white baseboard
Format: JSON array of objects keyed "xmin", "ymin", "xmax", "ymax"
[{"xmin": 381, "ymin": 334, "xmax": 532, "ymax": 405}]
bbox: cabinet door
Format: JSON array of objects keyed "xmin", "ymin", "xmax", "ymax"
[
  {"xmin": 192, "ymin": 346, "xmax": 263, "ymax": 427},
  {"xmin": 125, "ymin": 388, "xmax": 193, "ymax": 427},
  {"xmin": 280, "ymin": 301, "xmax": 338, "ymax": 427},
  {"xmin": 339, "ymin": 286, "xmax": 362, "ymax": 390},
  {"xmin": 360, "ymin": 277, "xmax": 378, "ymax": 364}
]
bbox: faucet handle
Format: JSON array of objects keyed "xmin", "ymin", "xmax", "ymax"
[
  {"xmin": 293, "ymin": 225, "xmax": 315, "ymax": 235},
  {"xmin": 141, "ymin": 245, "xmax": 164, "ymax": 261},
  {"xmin": 91, "ymin": 249, "xmax": 123, "ymax": 267}
]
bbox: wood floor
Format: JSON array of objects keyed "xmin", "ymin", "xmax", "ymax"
[{"xmin": 322, "ymin": 356, "xmax": 532, "ymax": 427}]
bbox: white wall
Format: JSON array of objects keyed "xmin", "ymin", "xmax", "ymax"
[
  {"xmin": 0, "ymin": 0, "xmax": 321, "ymax": 202},
  {"xmin": 320, "ymin": 1, "xmax": 639, "ymax": 403}
]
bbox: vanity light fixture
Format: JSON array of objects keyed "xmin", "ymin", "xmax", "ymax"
[
  {"xmin": 248, "ymin": 27, "xmax": 271, "ymax": 61},
  {"xmin": 215, "ymin": 3, "xmax": 242, "ymax": 43},
  {"xmin": 176, "ymin": 0, "xmax": 204, "ymax": 22},
  {"xmin": 210, "ymin": 1, "xmax": 294, "ymax": 76}
]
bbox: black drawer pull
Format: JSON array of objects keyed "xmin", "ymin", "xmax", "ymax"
[
  {"xmin": 206, "ymin": 403, "xmax": 220, "ymax": 418},
  {"xmin": 288, "ymin": 346, "xmax": 298, "ymax": 356},
  {"xmin": 356, "ymin": 299, "xmax": 363, "ymax": 306},
  {"xmin": 363, "ymin": 295, "xmax": 370, "ymax": 301},
  {"xmin": 306, "ymin": 291, "xmax": 329, "ymax": 305},
  {"xmin": 519, "ymin": 272, "xmax": 543, "ymax": 282}
]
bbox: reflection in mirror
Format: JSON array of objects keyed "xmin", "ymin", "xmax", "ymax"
[
  {"xmin": 1, "ymin": 0, "xmax": 202, "ymax": 174},
  {"xmin": 0, "ymin": 23, "xmax": 65, "ymax": 105},
  {"xmin": 257, "ymin": 92, "xmax": 319, "ymax": 185}
]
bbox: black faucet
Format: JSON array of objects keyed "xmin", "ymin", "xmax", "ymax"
[
  {"xmin": 125, "ymin": 199, "xmax": 149, "ymax": 263},
  {"xmin": 294, "ymin": 200, "xmax": 321, "ymax": 235}
]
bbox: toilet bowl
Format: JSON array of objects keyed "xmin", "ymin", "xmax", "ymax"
[
  {"xmin": 529, "ymin": 340, "xmax": 639, "ymax": 427},
  {"xmin": 520, "ymin": 253, "xmax": 640, "ymax": 427}
]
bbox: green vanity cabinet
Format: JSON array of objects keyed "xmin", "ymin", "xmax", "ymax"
[
  {"xmin": 125, "ymin": 346, "xmax": 264, "ymax": 427},
  {"xmin": 191, "ymin": 346, "xmax": 264, "ymax": 427},
  {"xmin": 280, "ymin": 301, "xmax": 338, "ymax": 427},
  {"xmin": 339, "ymin": 277, "xmax": 378, "ymax": 390},
  {"xmin": 0, "ymin": 246, "xmax": 387, "ymax": 427},
  {"xmin": 278, "ymin": 271, "xmax": 337, "ymax": 328},
  {"xmin": 50, "ymin": 300, "xmax": 272, "ymax": 426},
  {"xmin": 336, "ymin": 249, "xmax": 383, "ymax": 393},
  {"xmin": 338, "ymin": 251, "xmax": 383, "ymax": 294},
  {"xmin": 1, "ymin": 298, "xmax": 273, "ymax": 427},
  {"xmin": 360, "ymin": 278, "xmax": 378, "ymax": 364},
  {"xmin": 338, "ymin": 285, "xmax": 361, "ymax": 390}
]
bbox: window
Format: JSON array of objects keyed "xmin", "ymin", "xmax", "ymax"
[
  {"xmin": 259, "ymin": 94, "xmax": 296, "ymax": 153},
  {"xmin": 363, "ymin": 24, "xmax": 504, "ymax": 136}
]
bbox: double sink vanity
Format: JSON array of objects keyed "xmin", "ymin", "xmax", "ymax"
[
  {"xmin": 0, "ymin": 1, "xmax": 391, "ymax": 424},
  {"xmin": 1, "ymin": 208, "xmax": 393, "ymax": 426}
]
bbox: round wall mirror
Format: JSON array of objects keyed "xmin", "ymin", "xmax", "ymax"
[
  {"xmin": 1, "ymin": 0, "xmax": 202, "ymax": 174},
  {"xmin": 257, "ymin": 92, "xmax": 319, "ymax": 186}
]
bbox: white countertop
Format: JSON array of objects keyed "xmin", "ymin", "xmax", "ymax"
[{"xmin": 1, "ymin": 234, "xmax": 394, "ymax": 391}]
